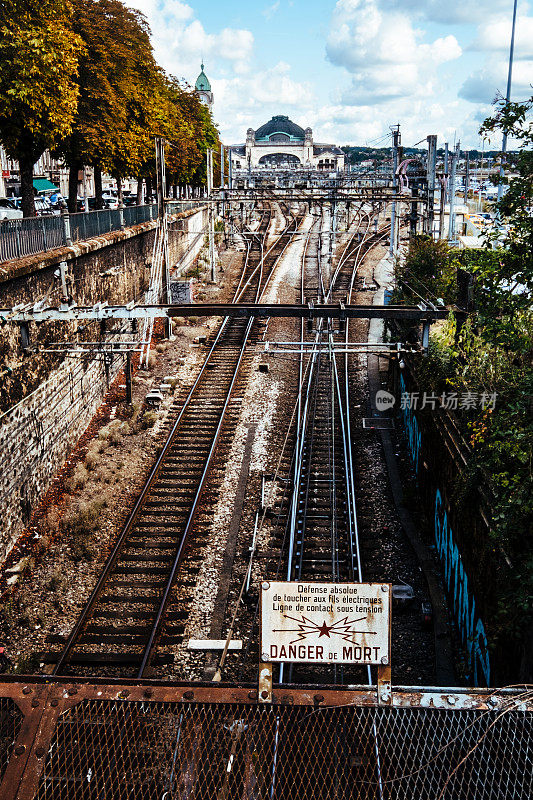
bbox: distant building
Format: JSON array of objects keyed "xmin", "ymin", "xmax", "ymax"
[
  {"xmin": 230, "ymin": 116, "xmax": 345, "ymax": 171},
  {"xmin": 0, "ymin": 147, "xmax": 74, "ymax": 198},
  {"xmin": 195, "ymin": 63, "xmax": 213, "ymax": 111}
]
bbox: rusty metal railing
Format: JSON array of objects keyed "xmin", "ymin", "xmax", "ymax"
[{"xmin": 0, "ymin": 678, "xmax": 531, "ymax": 799}]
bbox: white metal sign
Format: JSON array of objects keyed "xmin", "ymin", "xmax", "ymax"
[{"xmin": 261, "ymin": 581, "xmax": 391, "ymax": 665}]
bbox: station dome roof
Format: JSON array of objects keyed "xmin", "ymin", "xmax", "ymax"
[
  {"xmin": 195, "ymin": 63, "xmax": 211, "ymax": 92},
  {"xmin": 255, "ymin": 115, "xmax": 305, "ymax": 141}
]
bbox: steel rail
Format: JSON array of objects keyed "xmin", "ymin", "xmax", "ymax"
[
  {"xmin": 51, "ymin": 312, "xmax": 232, "ymax": 676},
  {"xmin": 137, "ymin": 201, "xmax": 302, "ymax": 675},
  {"xmin": 53, "ymin": 200, "xmax": 296, "ymax": 676},
  {"xmin": 137, "ymin": 316, "xmax": 254, "ymax": 676}
]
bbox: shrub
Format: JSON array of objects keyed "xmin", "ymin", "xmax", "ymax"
[
  {"xmin": 45, "ymin": 570, "xmax": 63, "ymax": 591},
  {"xmin": 84, "ymin": 449, "xmax": 99, "ymax": 471},
  {"xmin": 141, "ymin": 410, "xmax": 158, "ymax": 429},
  {"xmin": 13, "ymin": 652, "xmax": 41, "ymax": 674},
  {"xmin": 61, "ymin": 499, "xmax": 104, "ymax": 537},
  {"xmin": 99, "ymin": 419, "xmax": 130, "ymax": 446},
  {"xmin": 70, "ymin": 463, "xmax": 89, "ymax": 489}
]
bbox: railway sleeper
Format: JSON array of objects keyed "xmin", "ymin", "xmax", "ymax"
[{"xmin": 38, "ymin": 651, "xmax": 175, "ymax": 665}]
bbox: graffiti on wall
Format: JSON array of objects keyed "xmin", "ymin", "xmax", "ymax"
[
  {"xmin": 435, "ymin": 489, "xmax": 491, "ymax": 686},
  {"xmin": 399, "ymin": 373, "xmax": 421, "ymax": 473},
  {"xmin": 398, "ymin": 374, "xmax": 491, "ymax": 685}
]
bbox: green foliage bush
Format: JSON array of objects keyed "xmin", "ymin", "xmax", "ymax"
[{"xmin": 394, "ymin": 95, "xmax": 533, "ymax": 668}]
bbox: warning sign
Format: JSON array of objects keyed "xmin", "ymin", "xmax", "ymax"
[{"xmin": 261, "ymin": 581, "xmax": 391, "ymax": 665}]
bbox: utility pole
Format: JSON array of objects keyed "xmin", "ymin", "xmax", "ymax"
[
  {"xmin": 478, "ymin": 139, "xmax": 485, "ymax": 212},
  {"xmin": 443, "ymin": 143, "xmax": 449, "ymax": 203},
  {"xmin": 155, "ymin": 137, "xmax": 171, "ymax": 337},
  {"xmin": 448, "ymin": 141, "xmax": 460, "ymax": 244},
  {"xmin": 498, "ymin": 0, "xmax": 518, "ymax": 203},
  {"xmin": 207, "ymin": 148, "xmax": 216, "ymax": 282},
  {"xmin": 426, "ymin": 135, "xmax": 437, "ymax": 237},
  {"xmin": 465, "ymin": 152, "xmax": 470, "ymax": 203},
  {"xmin": 410, "ymin": 185, "xmax": 419, "ymax": 239},
  {"xmin": 389, "ymin": 124, "xmax": 400, "ymax": 258}
]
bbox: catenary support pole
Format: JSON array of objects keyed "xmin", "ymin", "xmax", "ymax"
[
  {"xmin": 426, "ymin": 135, "xmax": 437, "ymax": 237},
  {"xmin": 389, "ymin": 125, "xmax": 400, "ymax": 258},
  {"xmin": 448, "ymin": 142, "xmax": 460, "ymax": 243},
  {"xmin": 207, "ymin": 149, "xmax": 216, "ymax": 282}
]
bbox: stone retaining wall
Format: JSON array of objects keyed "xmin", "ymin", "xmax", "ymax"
[{"xmin": 0, "ymin": 207, "xmax": 207, "ymax": 559}]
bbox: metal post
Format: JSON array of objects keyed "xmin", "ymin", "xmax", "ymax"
[
  {"xmin": 465, "ymin": 152, "xmax": 470, "ymax": 202},
  {"xmin": 448, "ymin": 142, "xmax": 460, "ymax": 243},
  {"xmin": 498, "ymin": 0, "xmax": 518, "ymax": 203},
  {"xmin": 155, "ymin": 137, "xmax": 171, "ymax": 337},
  {"xmin": 439, "ymin": 179, "xmax": 446, "ymax": 239},
  {"xmin": 443, "ymin": 142, "xmax": 449, "ymax": 203},
  {"xmin": 220, "ymin": 142, "xmax": 224, "ymax": 188},
  {"xmin": 61, "ymin": 209, "xmax": 72, "ymax": 246},
  {"xmin": 389, "ymin": 125, "xmax": 400, "ymax": 258},
  {"xmin": 83, "ymin": 166, "xmax": 88, "ymax": 213},
  {"xmin": 207, "ymin": 149, "xmax": 215, "ymax": 283},
  {"xmin": 125, "ymin": 350, "xmax": 132, "ymax": 404},
  {"xmin": 410, "ymin": 185, "xmax": 418, "ymax": 239},
  {"xmin": 426, "ymin": 135, "xmax": 437, "ymax": 237},
  {"xmin": 478, "ymin": 139, "xmax": 485, "ymax": 212}
]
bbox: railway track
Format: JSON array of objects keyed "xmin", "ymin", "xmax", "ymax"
[
  {"xmin": 47, "ymin": 202, "xmax": 303, "ymax": 678},
  {"xmin": 261, "ymin": 202, "xmax": 389, "ymax": 684}
]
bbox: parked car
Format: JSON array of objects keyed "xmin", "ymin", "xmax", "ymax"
[
  {"xmin": 0, "ymin": 198, "xmax": 23, "ymax": 220},
  {"xmin": 34, "ymin": 197, "xmax": 54, "ymax": 216},
  {"xmin": 102, "ymin": 194, "xmax": 119, "ymax": 209}
]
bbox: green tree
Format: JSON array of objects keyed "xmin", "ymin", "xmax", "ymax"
[
  {"xmin": 475, "ymin": 95, "xmax": 533, "ymax": 348},
  {"xmin": 56, "ymin": 0, "xmax": 164, "ymax": 210},
  {"xmin": 0, "ymin": 0, "xmax": 81, "ymax": 216}
]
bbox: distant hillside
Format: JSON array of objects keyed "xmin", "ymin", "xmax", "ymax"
[{"xmin": 341, "ymin": 145, "xmax": 508, "ymax": 167}]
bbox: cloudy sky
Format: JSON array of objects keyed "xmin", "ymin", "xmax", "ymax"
[{"xmin": 128, "ymin": 0, "xmax": 532, "ymax": 148}]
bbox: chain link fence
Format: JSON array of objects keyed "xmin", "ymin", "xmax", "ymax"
[
  {"xmin": 0, "ymin": 680, "xmax": 531, "ymax": 800},
  {"xmin": 0, "ymin": 202, "xmax": 204, "ymax": 263}
]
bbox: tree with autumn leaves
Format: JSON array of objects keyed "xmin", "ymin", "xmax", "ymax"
[
  {"xmin": 0, "ymin": 0, "xmax": 81, "ymax": 216},
  {"xmin": 0, "ymin": 0, "xmax": 222, "ymax": 216}
]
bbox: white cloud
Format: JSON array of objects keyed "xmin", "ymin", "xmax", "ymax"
[
  {"xmin": 127, "ymin": 0, "xmax": 254, "ymax": 77},
  {"xmin": 326, "ymin": 0, "xmax": 461, "ymax": 105},
  {"xmin": 212, "ymin": 62, "xmax": 314, "ymax": 140},
  {"xmin": 262, "ymin": 1, "xmax": 281, "ymax": 19},
  {"xmin": 460, "ymin": 59, "xmax": 533, "ymax": 104},
  {"xmin": 471, "ymin": 13, "xmax": 533, "ymax": 58},
  {"xmin": 378, "ymin": 0, "xmax": 513, "ymax": 25}
]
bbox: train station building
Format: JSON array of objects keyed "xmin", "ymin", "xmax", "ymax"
[{"xmin": 230, "ymin": 115, "xmax": 345, "ymax": 171}]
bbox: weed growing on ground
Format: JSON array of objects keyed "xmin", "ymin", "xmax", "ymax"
[
  {"xmin": 84, "ymin": 449, "xmax": 99, "ymax": 471},
  {"xmin": 45, "ymin": 570, "xmax": 64, "ymax": 591},
  {"xmin": 12, "ymin": 652, "xmax": 40, "ymax": 674},
  {"xmin": 67, "ymin": 463, "xmax": 89, "ymax": 490},
  {"xmin": 141, "ymin": 410, "xmax": 158, "ymax": 429}
]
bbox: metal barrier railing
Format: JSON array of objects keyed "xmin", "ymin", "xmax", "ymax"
[
  {"xmin": 0, "ymin": 201, "xmax": 205, "ymax": 263},
  {"xmin": 0, "ymin": 216, "xmax": 65, "ymax": 261},
  {"xmin": 0, "ymin": 679, "xmax": 530, "ymax": 799}
]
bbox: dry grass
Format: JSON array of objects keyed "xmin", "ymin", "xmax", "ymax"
[
  {"xmin": 68, "ymin": 463, "xmax": 89, "ymax": 490},
  {"xmin": 141, "ymin": 410, "xmax": 158, "ymax": 429},
  {"xmin": 99, "ymin": 419, "xmax": 130, "ymax": 446}
]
